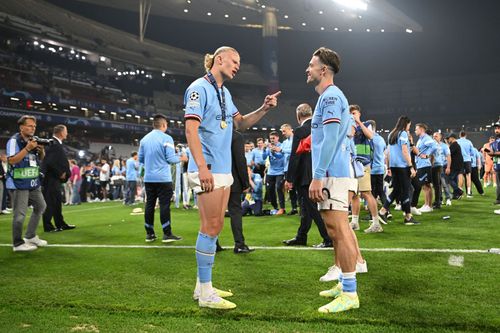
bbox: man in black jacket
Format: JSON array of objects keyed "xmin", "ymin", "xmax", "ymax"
[
  {"xmin": 227, "ymin": 130, "xmax": 254, "ymax": 254},
  {"xmin": 41, "ymin": 125, "xmax": 76, "ymax": 232},
  {"xmin": 283, "ymin": 103, "xmax": 331, "ymax": 247},
  {"xmin": 446, "ymin": 133, "xmax": 464, "ymax": 199}
]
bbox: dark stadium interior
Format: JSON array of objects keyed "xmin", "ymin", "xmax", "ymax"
[{"xmin": 1, "ymin": 0, "xmax": 499, "ymax": 158}]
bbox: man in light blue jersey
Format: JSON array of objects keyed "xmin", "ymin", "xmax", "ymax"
[
  {"xmin": 184, "ymin": 46, "xmax": 280, "ymax": 310},
  {"xmin": 280, "ymin": 123, "xmax": 298, "ymax": 215},
  {"xmin": 263, "ymin": 131, "xmax": 286, "ymax": 215},
  {"xmin": 125, "ymin": 152, "xmax": 139, "ymax": 205},
  {"xmin": 174, "ymin": 144, "xmax": 187, "ymax": 209},
  {"xmin": 251, "ymin": 138, "xmax": 266, "ymax": 178},
  {"xmin": 139, "ymin": 114, "xmax": 186, "ymax": 243},
  {"xmin": 349, "ymin": 106, "xmax": 383, "ymax": 234},
  {"xmin": 411, "ymin": 124, "xmax": 437, "ymax": 213},
  {"xmin": 244, "ymin": 141, "xmax": 253, "ymax": 167},
  {"xmin": 432, "ymin": 132, "xmax": 452, "ymax": 207},
  {"xmin": 368, "ymin": 121, "xmax": 389, "ymax": 209},
  {"xmin": 457, "ymin": 131, "xmax": 475, "ymax": 197},
  {"xmin": 306, "ymin": 47, "xmax": 359, "ymax": 313}
]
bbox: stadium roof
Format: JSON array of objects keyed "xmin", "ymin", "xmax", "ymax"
[
  {"xmin": 75, "ymin": 0, "xmax": 422, "ymax": 34},
  {"xmin": 1, "ymin": 0, "xmax": 268, "ymax": 85}
]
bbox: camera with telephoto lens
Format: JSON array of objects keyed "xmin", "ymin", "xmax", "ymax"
[{"xmin": 31, "ymin": 136, "xmax": 55, "ymax": 146}]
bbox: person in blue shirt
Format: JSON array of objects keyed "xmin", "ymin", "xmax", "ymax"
[
  {"xmin": 280, "ymin": 123, "xmax": 298, "ymax": 215},
  {"xmin": 410, "ymin": 124, "xmax": 437, "ymax": 213},
  {"xmin": 244, "ymin": 141, "xmax": 253, "ymax": 167},
  {"xmin": 432, "ymin": 132, "xmax": 452, "ymax": 207},
  {"xmin": 263, "ymin": 131, "xmax": 286, "ymax": 214},
  {"xmin": 368, "ymin": 121, "xmax": 389, "ymax": 208},
  {"xmin": 457, "ymin": 131, "xmax": 475, "ymax": 196},
  {"xmin": 470, "ymin": 147, "xmax": 484, "ymax": 195},
  {"xmin": 487, "ymin": 122, "xmax": 500, "ymax": 204},
  {"xmin": 124, "ymin": 152, "xmax": 139, "ymax": 205},
  {"xmin": 305, "ymin": 47, "xmax": 359, "ymax": 314},
  {"xmin": 242, "ymin": 171, "xmax": 263, "ymax": 216},
  {"xmin": 138, "ymin": 114, "xmax": 185, "ymax": 243},
  {"xmin": 349, "ymin": 106, "xmax": 383, "ymax": 234},
  {"xmin": 174, "ymin": 144, "xmax": 185, "ymax": 209},
  {"xmin": 251, "ymin": 138, "xmax": 266, "ymax": 178},
  {"xmin": 378, "ymin": 116, "xmax": 419, "ymax": 225},
  {"xmin": 184, "ymin": 46, "xmax": 280, "ymax": 310}
]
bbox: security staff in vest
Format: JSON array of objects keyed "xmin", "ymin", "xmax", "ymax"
[
  {"xmin": 6, "ymin": 115, "xmax": 48, "ymax": 252},
  {"xmin": 41, "ymin": 124, "xmax": 76, "ymax": 232}
]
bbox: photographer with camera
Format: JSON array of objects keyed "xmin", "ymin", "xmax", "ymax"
[
  {"xmin": 41, "ymin": 124, "xmax": 76, "ymax": 232},
  {"xmin": 6, "ymin": 115, "xmax": 48, "ymax": 252}
]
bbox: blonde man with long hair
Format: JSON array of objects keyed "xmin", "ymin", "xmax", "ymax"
[{"xmin": 184, "ymin": 46, "xmax": 280, "ymax": 309}]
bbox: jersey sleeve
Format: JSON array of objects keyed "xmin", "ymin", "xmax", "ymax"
[
  {"xmin": 443, "ymin": 144, "xmax": 451, "ymax": 156},
  {"xmin": 164, "ymin": 136, "xmax": 180, "ymax": 164},
  {"xmin": 320, "ymin": 94, "xmax": 342, "ymax": 125},
  {"xmin": 6, "ymin": 138, "xmax": 19, "ymax": 158},
  {"xmin": 399, "ymin": 131, "xmax": 409, "ymax": 146},
  {"xmin": 184, "ymin": 85, "xmax": 207, "ymax": 122}
]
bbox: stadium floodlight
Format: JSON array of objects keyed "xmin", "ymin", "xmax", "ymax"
[
  {"xmin": 78, "ymin": 150, "xmax": 85, "ymax": 158},
  {"xmin": 100, "ymin": 56, "xmax": 106, "ymax": 61},
  {"xmin": 406, "ymin": 28, "xmax": 413, "ymax": 33},
  {"xmin": 333, "ymin": 0, "xmax": 368, "ymax": 11}
]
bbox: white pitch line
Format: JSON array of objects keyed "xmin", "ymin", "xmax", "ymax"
[{"xmin": 0, "ymin": 243, "xmax": 494, "ymax": 253}]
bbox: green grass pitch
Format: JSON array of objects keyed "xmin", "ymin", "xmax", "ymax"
[{"xmin": 0, "ymin": 188, "xmax": 499, "ymax": 332}]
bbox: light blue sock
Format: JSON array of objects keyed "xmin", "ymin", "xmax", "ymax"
[
  {"xmin": 195, "ymin": 232, "xmax": 217, "ymax": 283},
  {"xmin": 341, "ymin": 271, "xmax": 357, "ymax": 293}
]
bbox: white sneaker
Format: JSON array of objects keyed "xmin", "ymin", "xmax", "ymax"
[
  {"xmin": 364, "ymin": 223, "xmax": 383, "ymax": 233},
  {"xmin": 13, "ymin": 243, "xmax": 37, "ymax": 252},
  {"xmin": 193, "ymin": 287, "xmax": 233, "ymax": 301},
  {"xmin": 466, "ymin": 194, "xmax": 473, "ymax": 199},
  {"xmin": 1, "ymin": 209, "xmax": 11, "ymax": 214},
  {"xmin": 394, "ymin": 204, "xmax": 402, "ymax": 211},
  {"xmin": 198, "ymin": 292, "xmax": 236, "ymax": 309},
  {"xmin": 494, "ymin": 209, "xmax": 500, "ymax": 215},
  {"xmin": 356, "ymin": 260, "xmax": 368, "ymax": 273},
  {"xmin": 24, "ymin": 236, "xmax": 48, "ymax": 247},
  {"xmin": 419, "ymin": 205, "xmax": 433, "ymax": 213},
  {"xmin": 349, "ymin": 221, "xmax": 360, "ymax": 231},
  {"xmin": 446, "ymin": 199, "xmax": 452, "ymax": 206},
  {"xmin": 411, "ymin": 207, "xmax": 422, "ymax": 215},
  {"xmin": 319, "ymin": 265, "xmax": 341, "ymax": 282}
]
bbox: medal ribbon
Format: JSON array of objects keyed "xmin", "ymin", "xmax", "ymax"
[{"xmin": 205, "ymin": 71, "xmax": 226, "ymax": 122}]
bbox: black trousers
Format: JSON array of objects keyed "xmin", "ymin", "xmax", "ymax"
[
  {"xmin": 284, "ymin": 172, "xmax": 298, "ymax": 210},
  {"xmin": 370, "ymin": 174, "xmax": 387, "ymax": 205},
  {"xmin": 144, "ymin": 182, "xmax": 173, "ymax": 236},
  {"xmin": 431, "ymin": 166, "xmax": 443, "ymax": 205},
  {"xmin": 228, "ymin": 191, "xmax": 245, "ymax": 247},
  {"xmin": 384, "ymin": 167, "xmax": 411, "ymax": 214},
  {"xmin": 296, "ymin": 185, "xmax": 329, "ymax": 243},
  {"xmin": 42, "ymin": 178, "xmax": 68, "ymax": 230},
  {"xmin": 471, "ymin": 167, "xmax": 484, "ymax": 195},
  {"xmin": 266, "ymin": 174, "xmax": 285, "ymax": 210}
]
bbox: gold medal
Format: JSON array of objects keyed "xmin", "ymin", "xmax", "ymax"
[{"xmin": 220, "ymin": 120, "xmax": 227, "ymax": 129}]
